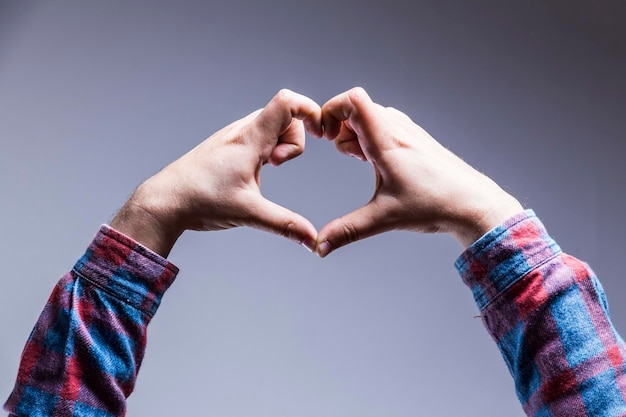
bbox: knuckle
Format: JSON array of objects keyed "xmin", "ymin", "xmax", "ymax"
[
  {"xmin": 347, "ymin": 86, "xmax": 368, "ymax": 104},
  {"xmin": 280, "ymin": 219, "xmax": 296, "ymax": 239},
  {"xmin": 341, "ymin": 222, "xmax": 360, "ymax": 244},
  {"xmin": 274, "ymin": 88, "xmax": 294, "ymax": 104}
]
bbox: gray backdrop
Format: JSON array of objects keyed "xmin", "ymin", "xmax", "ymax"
[{"xmin": 1, "ymin": 1, "xmax": 624, "ymax": 416}]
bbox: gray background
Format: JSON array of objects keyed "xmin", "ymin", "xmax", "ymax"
[{"xmin": 1, "ymin": 1, "xmax": 625, "ymax": 416}]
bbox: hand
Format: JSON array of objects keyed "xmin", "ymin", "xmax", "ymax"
[
  {"xmin": 317, "ymin": 87, "xmax": 523, "ymax": 257},
  {"xmin": 110, "ymin": 89, "xmax": 323, "ymax": 257}
]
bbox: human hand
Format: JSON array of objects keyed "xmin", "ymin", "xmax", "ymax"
[
  {"xmin": 317, "ymin": 87, "xmax": 523, "ymax": 257},
  {"xmin": 110, "ymin": 89, "xmax": 323, "ymax": 257}
]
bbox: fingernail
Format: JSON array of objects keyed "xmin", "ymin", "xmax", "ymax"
[
  {"xmin": 300, "ymin": 237, "xmax": 316, "ymax": 253},
  {"xmin": 318, "ymin": 241, "xmax": 332, "ymax": 258},
  {"xmin": 348, "ymin": 153, "xmax": 366, "ymax": 162}
]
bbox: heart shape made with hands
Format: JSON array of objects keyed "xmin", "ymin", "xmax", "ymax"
[{"xmin": 246, "ymin": 88, "xmax": 384, "ymax": 258}]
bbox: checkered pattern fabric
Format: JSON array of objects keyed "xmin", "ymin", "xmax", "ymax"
[
  {"xmin": 456, "ymin": 210, "xmax": 626, "ymax": 416},
  {"xmin": 4, "ymin": 225, "xmax": 178, "ymax": 417}
]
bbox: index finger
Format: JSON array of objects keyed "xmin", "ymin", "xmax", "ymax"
[
  {"xmin": 253, "ymin": 89, "xmax": 323, "ymax": 140},
  {"xmin": 321, "ymin": 87, "xmax": 391, "ymax": 158}
]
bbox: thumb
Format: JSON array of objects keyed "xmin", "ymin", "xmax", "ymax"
[
  {"xmin": 248, "ymin": 195, "xmax": 318, "ymax": 252},
  {"xmin": 316, "ymin": 200, "xmax": 388, "ymax": 258}
]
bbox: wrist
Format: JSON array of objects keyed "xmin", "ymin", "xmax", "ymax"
[
  {"xmin": 451, "ymin": 194, "xmax": 524, "ymax": 249},
  {"xmin": 109, "ymin": 181, "xmax": 184, "ymax": 258}
]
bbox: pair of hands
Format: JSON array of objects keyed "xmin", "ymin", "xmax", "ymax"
[{"xmin": 111, "ymin": 87, "xmax": 523, "ymax": 258}]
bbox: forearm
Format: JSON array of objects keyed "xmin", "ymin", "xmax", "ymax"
[
  {"xmin": 457, "ymin": 211, "xmax": 626, "ymax": 416},
  {"xmin": 4, "ymin": 226, "xmax": 178, "ymax": 417},
  {"xmin": 109, "ymin": 179, "xmax": 186, "ymax": 259}
]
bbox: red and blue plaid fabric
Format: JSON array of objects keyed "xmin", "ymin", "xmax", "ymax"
[
  {"xmin": 4, "ymin": 225, "xmax": 178, "ymax": 417},
  {"xmin": 456, "ymin": 210, "xmax": 626, "ymax": 416}
]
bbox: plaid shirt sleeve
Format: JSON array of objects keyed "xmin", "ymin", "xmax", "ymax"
[
  {"xmin": 4, "ymin": 225, "xmax": 178, "ymax": 417},
  {"xmin": 456, "ymin": 210, "xmax": 626, "ymax": 416}
]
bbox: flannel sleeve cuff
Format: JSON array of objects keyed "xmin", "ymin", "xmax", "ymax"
[
  {"xmin": 454, "ymin": 209, "xmax": 562, "ymax": 311},
  {"xmin": 72, "ymin": 225, "xmax": 179, "ymax": 317}
]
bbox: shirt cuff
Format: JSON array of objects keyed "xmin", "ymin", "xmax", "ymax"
[
  {"xmin": 454, "ymin": 209, "xmax": 561, "ymax": 311},
  {"xmin": 72, "ymin": 225, "xmax": 179, "ymax": 317}
]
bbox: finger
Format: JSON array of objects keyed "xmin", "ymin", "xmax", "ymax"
[
  {"xmin": 321, "ymin": 87, "xmax": 389, "ymax": 158},
  {"xmin": 268, "ymin": 119, "xmax": 305, "ymax": 166},
  {"xmin": 247, "ymin": 194, "xmax": 318, "ymax": 252},
  {"xmin": 336, "ymin": 139, "xmax": 367, "ymax": 161},
  {"xmin": 254, "ymin": 89, "xmax": 323, "ymax": 141},
  {"xmin": 316, "ymin": 200, "xmax": 389, "ymax": 258},
  {"xmin": 321, "ymin": 87, "xmax": 376, "ymax": 138},
  {"xmin": 334, "ymin": 122, "xmax": 366, "ymax": 161}
]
